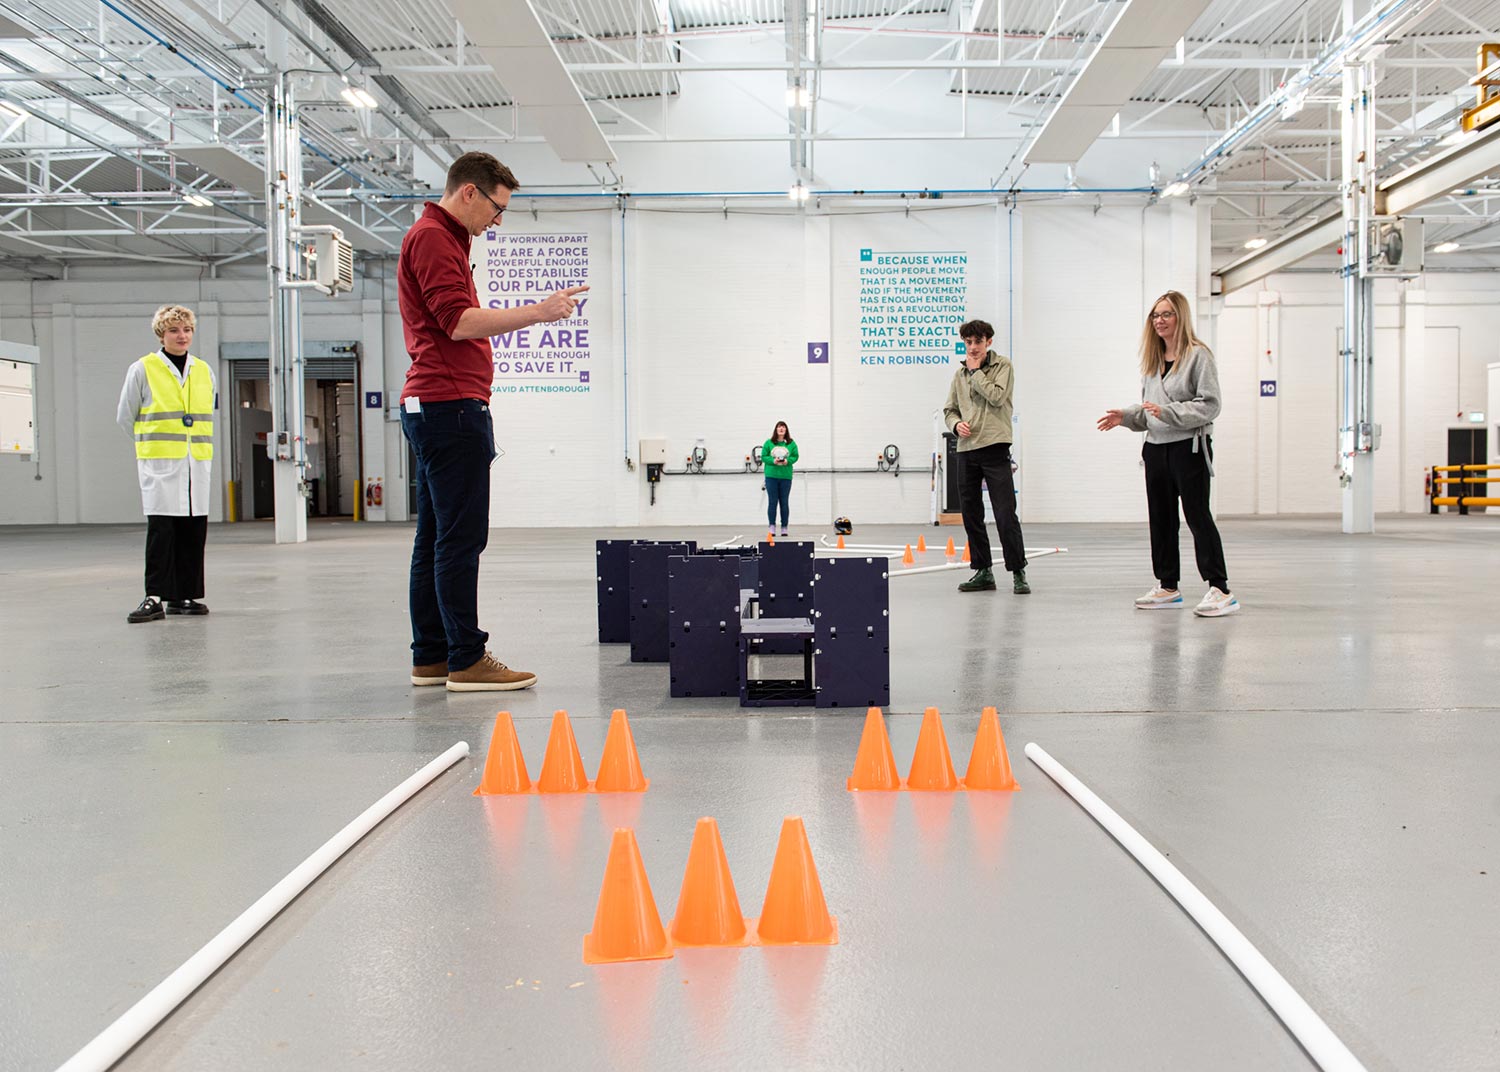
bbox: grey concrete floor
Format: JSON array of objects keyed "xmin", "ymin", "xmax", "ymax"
[{"xmin": 1, "ymin": 517, "xmax": 1497, "ymax": 1071}]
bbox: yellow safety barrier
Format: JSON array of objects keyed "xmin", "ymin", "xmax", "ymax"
[
  {"xmin": 1431, "ymin": 464, "xmax": 1499, "ymax": 514},
  {"xmin": 226, "ymin": 480, "xmax": 239, "ymax": 522}
]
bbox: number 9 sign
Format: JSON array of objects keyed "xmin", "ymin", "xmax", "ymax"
[{"xmin": 807, "ymin": 341, "xmax": 829, "ymax": 364}]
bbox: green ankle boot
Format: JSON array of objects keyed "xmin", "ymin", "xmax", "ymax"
[
  {"xmin": 958, "ymin": 568, "xmax": 996, "ymax": 592},
  {"xmin": 1012, "ymin": 568, "xmax": 1031, "ymax": 595}
]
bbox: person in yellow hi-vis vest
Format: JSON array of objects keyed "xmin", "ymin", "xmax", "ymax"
[{"xmin": 116, "ymin": 305, "xmax": 217, "ymax": 623}]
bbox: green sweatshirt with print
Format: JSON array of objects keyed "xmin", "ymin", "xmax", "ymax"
[{"xmin": 763, "ymin": 439, "xmax": 798, "ymax": 479}]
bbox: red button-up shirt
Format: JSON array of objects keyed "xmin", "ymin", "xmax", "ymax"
[{"xmin": 398, "ymin": 202, "xmax": 493, "ymax": 403}]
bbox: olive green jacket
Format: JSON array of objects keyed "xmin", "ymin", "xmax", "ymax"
[{"xmin": 942, "ymin": 350, "xmax": 1014, "ymax": 450}]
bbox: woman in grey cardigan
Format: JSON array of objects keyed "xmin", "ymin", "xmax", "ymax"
[{"xmin": 1097, "ymin": 290, "xmax": 1239, "ymax": 617}]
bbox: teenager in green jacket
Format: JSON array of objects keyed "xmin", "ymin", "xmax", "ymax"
[{"xmin": 763, "ymin": 420, "xmax": 798, "ymax": 536}]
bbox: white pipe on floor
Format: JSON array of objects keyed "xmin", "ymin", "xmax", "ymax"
[
  {"xmin": 1023, "ymin": 743, "xmax": 1368, "ymax": 1072},
  {"xmin": 55, "ymin": 741, "xmax": 471, "ymax": 1072},
  {"xmin": 710, "ymin": 534, "xmax": 743, "ymax": 548},
  {"xmin": 889, "ymin": 561, "xmax": 969, "ymax": 578}
]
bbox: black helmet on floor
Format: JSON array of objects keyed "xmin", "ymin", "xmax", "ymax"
[{"xmin": 833, "ymin": 517, "xmax": 853, "ymax": 534}]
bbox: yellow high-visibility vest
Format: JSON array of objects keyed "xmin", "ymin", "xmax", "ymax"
[{"xmin": 134, "ymin": 353, "xmax": 215, "ymax": 461}]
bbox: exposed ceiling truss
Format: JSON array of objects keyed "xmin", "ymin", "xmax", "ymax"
[{"xmin": 0, "ymin": 0, "xmax": 1493, "ymax": 273}]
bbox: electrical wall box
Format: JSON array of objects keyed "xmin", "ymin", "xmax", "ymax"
[
  {"xmin": 639, "ymin": 438, "xmax": 668, "ymax": 465},
  {"xmin": 314, "ymin": 232, "xmax": 355, "ymax": 295}
]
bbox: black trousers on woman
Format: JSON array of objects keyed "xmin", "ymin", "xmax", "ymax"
[
  {"xmin": 145, "ymin": 514, "xmax": 208, "ymax": 601},
  {"xmin": 1142, "ymin": 438, "xmax": 1228, "ymax": 593}
]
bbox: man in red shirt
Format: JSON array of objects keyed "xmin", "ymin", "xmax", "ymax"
[{"xmin": 399, "ymin": 152, "xmax": 586, "ymax": 691}]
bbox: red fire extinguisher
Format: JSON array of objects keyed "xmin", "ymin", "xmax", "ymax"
[{"xmin": 367, "ymin": 478, "xmax": 383, "ymax": 508}]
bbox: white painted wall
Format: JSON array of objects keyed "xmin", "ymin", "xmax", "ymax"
[{"xmin": 3, "ymin": 215, "xmax": 1499, "ymax": 527}]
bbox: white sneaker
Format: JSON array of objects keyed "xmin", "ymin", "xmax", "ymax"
[
  {"xmin": 1193, "ymin": 587, "xmax": 1240, "ymax": 617},
  {"xmin": 1135, "ymin": 586, "xmax": 1183, "ymax": 609}
]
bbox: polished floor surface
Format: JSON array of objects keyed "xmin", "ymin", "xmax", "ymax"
[{"xmin": 2, "ymin": 517, "xmax": 1497, "ymax": 1071}]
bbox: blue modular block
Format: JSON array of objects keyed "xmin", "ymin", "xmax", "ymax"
[
  {"xmin": 628, "ymin": 541, "xmax": 696, "ymax": 663},
  {"xmin": 596, "ymin": 540, "xmax": 632, "ymax": 643},
  {"xmin": 813, "ymin": 556, "xmax": 890, "ymax": 709},
  {"xmin": 668, "ymin": 554, "xmax": 744, "ymax": 697}
]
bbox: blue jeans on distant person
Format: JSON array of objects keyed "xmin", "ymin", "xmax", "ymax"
[
  {"xmin": 765, "ymin": 476, "xmax": 791, "ymax": 530},
  {"xmin": 401, "ymin": 400, "xmax": 496, "ymax": 671}
]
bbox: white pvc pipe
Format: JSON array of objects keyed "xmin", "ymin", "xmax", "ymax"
[
  {"xmin": 56, "ymin": 741, "xmax": 471, "ymax": 1072},
  {"xmin": 1023, "ymin": 743, "xmax": 1368, "ymax": 1072},
  {"xmin": 710, "ymin": 534, "xmax": 743, "ymax": 548},
  {"xmin": 889, "ymin": 561, "xmax": 969, "ymax": 578}
]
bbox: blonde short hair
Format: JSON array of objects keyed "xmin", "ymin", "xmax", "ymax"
[{"xmin": 152, "ymin": 304, "xmax": 196, "ymax": 339}]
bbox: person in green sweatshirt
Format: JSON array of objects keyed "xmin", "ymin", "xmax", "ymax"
[{"xmin": 763, "ymin": 420, "xmax": 798, "ymax": 536}]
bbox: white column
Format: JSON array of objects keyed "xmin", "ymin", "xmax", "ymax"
[
  {"xmin": 359, "ymin": 297, "xmax": 387, "ymax": 522},
  {"xmin": 1399, "ymin": 289, "xmax": 1426, "ymax": 512},
  {"xmin": 1256, "ymin": 292, "xmax": 1281, "ymax": 514}
]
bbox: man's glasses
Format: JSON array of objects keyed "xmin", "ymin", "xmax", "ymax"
[{"xmin": 477, "ymin": 187, "xmax": 506, "ymax": 222}]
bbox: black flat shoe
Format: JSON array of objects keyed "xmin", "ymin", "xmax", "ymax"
[
  {"xmin": 166, "ymin": 600, "xmax": 210, "ymax": 616},
  {"xmin": 128, "ymin": 597, "xmax": 165, "ymax": 623}
]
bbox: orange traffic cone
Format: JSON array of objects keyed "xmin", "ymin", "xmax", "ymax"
[
  {"xmin": 846, "ymin": 706, "xmax": 902, "ymax": 791},
  {"xmin": 755, "ymin": 817, "xmax": 838, "ymax": 945},
  {"xmin": 767, "ymin": 531, "xmax": 775, "ymax": 545},
  {"xmin": 902, "ymin": 544, "xmax": 915, "ymax": 566},
  {"xmin": 583, "ymin": 828, "xmax": 674, "ymax": 964},
  {"xmin": 473, "ymin": 711, "xmax": 532, "ymax": 795},
  {"xmin": 907, "ymin": 707, "xmax": 961, "ymax": 791},
  {"xmin": 594, "ymin": 708, "xmax": 649, "ymax": 792},
  {"xmin": 945, "ymin": 537, "xmax": 956, "ymax": 556},
  {"xmin": 537, "ymin": 710, "xmax": 590, "ymax": 793},
  {"xmin": 669, "ymin": 818, "xmax": 750, "ymax": 947},
  {"xmin": 836, "ymin": 534, "xmax": 845, "ymax": 549},
  {"xmin": 961, "ymin": 543, "xmax": 970, "ymax": 563},
  {"xmin": 963, "ymin": 706, "xmax": 1019, "ymax": 791},
  {"xmin": 917, "ymin": 535, "xmax": 927, "ymax": 553}
]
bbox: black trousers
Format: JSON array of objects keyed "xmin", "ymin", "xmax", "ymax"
[
  {"xmin": 145, "ymin": 514, "xmax": 208, "ymax": 601},
  {"xmin": 957, "ymin": 442, "xmax": 1027, "ymax": 573},
  {"xmin": 1142, "ymin": 438, "xmax": 1228, "ymax": 592}
]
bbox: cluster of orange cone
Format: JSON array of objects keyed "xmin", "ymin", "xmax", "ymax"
[
  {"xmin": 847, "ymin": 706, "xmax": 1019, "ymax": 792},
  {"xmin": 474, "ymin": 709, "xmax": 649, "ymax": 795},
  {"xmin": 583, "ymin": 816, "xmax": 837, "ymax": 964}
]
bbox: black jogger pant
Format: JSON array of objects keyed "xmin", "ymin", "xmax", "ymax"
[
  {"xmin": 144, "ymin": 514, "xmax": 208, "ymax": 601},
  {"xmin": 1142, "ymin": 437, "xmax": 1228, "ymax": 593},
  {"xmin": 957, "ymin": 442, "xmax": 1027, "ymax": 574}
]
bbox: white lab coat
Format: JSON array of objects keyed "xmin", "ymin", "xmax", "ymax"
[{"xmin": 117, "ymin": 352, "xmax": 217, "ymax": 517}]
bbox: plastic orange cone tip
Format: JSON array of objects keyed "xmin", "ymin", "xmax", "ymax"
[
  {"xmin": 907, "ymin": 706, "xmax": 961, "ymax": 791},
  {"xmin": 537, "ymin": 710, "xmax": 591, "ymax": 793},
  {"xmin": 670, "ymin": 818, "xmax": 750, "ymax": 947},
  {"xmin": 846, "ymin": 707, "xmax": 902, "ymax": 791},
  {"xmin": 767, "ymin": 532, "xmax": 775, "ymax": 545},
  {"xmin": 961, "ymin": 543, "xmax": 971, "ymax": 563},
  {"xmin": 594, "ymin": 708, "xmax": 649, "ymax": 793},
  {"xmin": 916, "ymin": 535, "xmax": 927, "ymax": 553},
  {"xmin": 945, "ymin": 537, "xmax": 956, "ymax": 556},
  {"xmin": 902, "ymin": 544, "xmax": 915, "ymax": 566},
  {"xmin": 836, "ymin": 534, "xmax": 845, "ymax": 549},
  {"xmin": 756, "ymin": 817, "xmax": 837, "ymax": 945},
  {"xmin": 963, "ymin": 706, "xmax": 1019, "ymax": 791},
  {"xmin": 584, "ymin": 828, "xmax": 674, "ymax": 964},
  {"xmin": 474, "ymin": 711, "xmax": 533, "ymax": 795}
]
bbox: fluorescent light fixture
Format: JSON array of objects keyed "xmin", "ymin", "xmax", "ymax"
[
  {"xmin": 1161, "ymin": 180, "xmax": 1190, "ymax": 198},
  {"xmin": 181, "ymin": 193, "xmax": 214, "ymax": 208},
  {"xmin": 1244, "ymin": 237, "xmax": 1268, "ymax": 250},
  {"xmin": 341, "ymin": 86, "xmax": 378, "ymax": 109},
  {"xmin": 1439, "ymin": 129, "xmax": 1470, "ymax": 147},
  {"xmin": 0, "ymin": 100, "xmax": 28, "ymax": 119},
  {"xmin": 1279, "ymin": 91, "xmax": 1306, "ymax": 120},
  {"xmin": 1432, "ymin": 241, "xmax": 1460, "ymax": 253},
  {"xmin": 785, "ymin": 86, "xmax": 811, "ymax": 108},
  {"xmin": 788, "ymin": 182, "xmax": 809, "ymax": 203}
]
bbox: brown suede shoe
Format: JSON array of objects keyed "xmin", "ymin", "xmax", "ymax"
[
  {"xmin": 411, "ymin": 661, "xmax": 449, "ymax": 686},
  {"xmin": 446, "ymin": 651, "xmax": 538, "ymax": 692}
]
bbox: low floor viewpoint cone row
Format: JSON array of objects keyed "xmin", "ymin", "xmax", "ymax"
[
  {"xmin": 847, "ymin": 706, "xmax": 1020, "ymax": 791},
  {"xmin": 584, "ymin": 817, "xmax": 837, "ymax": 964},
  {"xmin": 474, "ymin": 708, "xmax": 649, "ymax": 795}
]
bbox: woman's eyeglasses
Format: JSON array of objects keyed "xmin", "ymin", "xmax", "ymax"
[{"xmin": 1149, "ymin": 311, "xmax": 1176, "ymax": 321}]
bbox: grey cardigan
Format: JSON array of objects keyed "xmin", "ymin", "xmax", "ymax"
[{"xmin": 1119, "ymin": 345, "xmax": 1221, "ymax": 451}]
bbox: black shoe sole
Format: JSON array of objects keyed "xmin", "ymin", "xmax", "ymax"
[
  {"xmin": 957, "ymin": 584, "xmax": 997, "ymax": 592},
  {"xmin": 166, "ymin": 606, "xmax": 210, "ymax": 616},
  {"xmin": 127, "ymin": 613, "xmax": 166, "ymax": 623}
]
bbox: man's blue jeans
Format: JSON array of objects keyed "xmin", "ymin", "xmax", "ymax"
[{"xmin": 401, "ymin": 399, "xmax": 495, "ymax": 671}]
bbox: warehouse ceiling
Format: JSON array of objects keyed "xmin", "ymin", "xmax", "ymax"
[{"xmin": 0, "ymin": 0, "xmax": 1494, "ymax": 274}]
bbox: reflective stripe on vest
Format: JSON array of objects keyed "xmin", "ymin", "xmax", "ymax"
[{"xmin": 134, "ymin": 353, "xmax": 215, "ymax": 461}]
